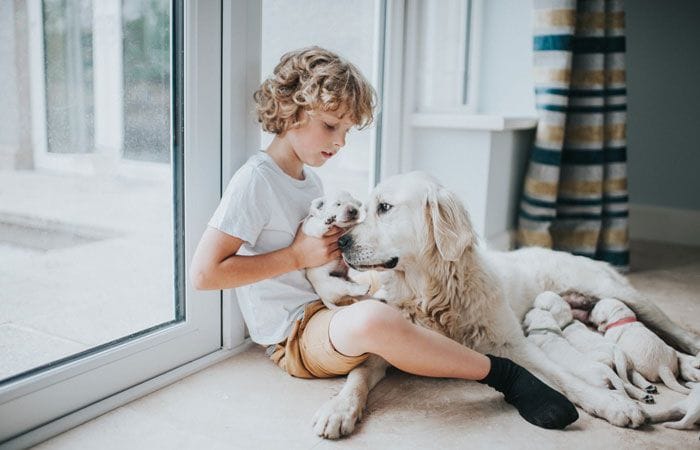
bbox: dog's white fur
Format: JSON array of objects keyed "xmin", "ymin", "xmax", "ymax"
[
  {"xmin": 589, "ymin": 298, "xmax": 691, "ymax": 395},
  {"xmin": 537, "ymin": 291, "xmax": 656, "ymax": 396},
  {"xmin": 303, "ymin": 191, "xmax": 368, "ymax": 309},
  {"xmin": 311, "ymin": 171, "xmax": 700, "ymax": 439},
  {"xmin": 646, "ymin": 382, "xmax": 700, "ymax": 430},
  {"xmin": 523, "ymin": 307, "xmax": 650, "ymax": 403}
]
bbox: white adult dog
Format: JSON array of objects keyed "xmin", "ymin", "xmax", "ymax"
[
  {"xmin": 312, "ymin": 171, "xmax": 700, "ymax": 439},
  {"xmin": 303, "ymin": 191, "xmax": 368, "ymax": 309}
]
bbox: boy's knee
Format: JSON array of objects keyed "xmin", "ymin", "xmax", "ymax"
[{"xmin": 344, "ymin": 299, "xmax": 403, "ymax": 338}]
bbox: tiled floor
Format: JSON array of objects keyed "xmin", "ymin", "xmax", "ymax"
[{"xmin": 31, "ymin": 239, "xmax": 700, "ymax": 449}]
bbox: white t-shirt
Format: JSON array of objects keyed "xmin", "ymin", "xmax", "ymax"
[{"xmin": 207, "ymin": 151, "xmax": 323, "ymax": 345}]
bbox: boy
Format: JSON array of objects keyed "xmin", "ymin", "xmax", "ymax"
[{"xmin": 190, "ymin": 46, "xmax": 578, "ymax": 430}]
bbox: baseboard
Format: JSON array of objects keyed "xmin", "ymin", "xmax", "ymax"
[{"xmin": 629, "ymin": 203, "xmax": 700, "ymax": 247}]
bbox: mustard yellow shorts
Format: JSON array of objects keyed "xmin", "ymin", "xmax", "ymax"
[{"xmin": 267, "ymin": 299, "xmax": 370, "ymax": 379}]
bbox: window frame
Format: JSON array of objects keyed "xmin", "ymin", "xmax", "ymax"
[{"xmin": 0, "ymin": 1, "xmax": 242, "ymax": 445}]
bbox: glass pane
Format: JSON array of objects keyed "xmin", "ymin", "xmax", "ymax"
[
  {"xmin": 261, "ymin": 0, "xmax": 380, "ymax": 201},
  {"xmin": 122, "ymin": 0, "xmax": 171, "ymax": 163},
  {"xmin": 415, "ymin": 0, "xmax": 471, "ymax": 111},
  {"xmin": 0, "ymin": 0, "xmax": 181, "ymax": 383},
  {"xmin": 43, "ymin": 0, "xmax": 95, "ymax": 154}
]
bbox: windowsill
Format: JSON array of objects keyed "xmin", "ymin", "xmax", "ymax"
[{"xmin": 410, "ymin": 113, "xmax": 538, "ymax": 131}]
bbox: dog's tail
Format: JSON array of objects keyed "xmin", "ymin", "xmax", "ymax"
[
  {"xmin": 659, "ymin": 366, "xmax": 691, "ymax": 394},
  {"xmin": 642, "ymin": 403, "xmax": 684, "ymax": 424}
]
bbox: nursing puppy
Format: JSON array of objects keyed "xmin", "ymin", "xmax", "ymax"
[
  {"xmin": 590, "ymin": 298, "xmax": 690, "ymax": 395},
  {"xmin": 536, "ymin": 291, "xmax": 656, "ymax": 396},
  {"xmin": 646, "ymin": 382, "xmax": 700, "ymax": 430},
  {"xmin": 303, "ymin": 191, "xmax": 368, "ymax": 309},
  {"xmin": 564, "ymin": 321, "xmax": 656, "ymax": 396},
  {"xmin": 523, "ymin": 308, "xmax": 647, "ymax": 402}
]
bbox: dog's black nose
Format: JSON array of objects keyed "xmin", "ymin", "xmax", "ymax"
[
  {"xmin": 338, "ymin": 234, "xmax": 353, "ymax": 250},
  {"xmin": 347, "ymin": 207, "xmax": 358, "ymax": 219}
]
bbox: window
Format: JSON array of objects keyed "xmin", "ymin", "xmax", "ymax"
[{"xmin": 412, "ymin": 0, "xmax": 480, "ymax": 113}]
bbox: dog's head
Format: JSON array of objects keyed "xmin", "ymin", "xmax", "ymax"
[
  {"xmin": 309, "ymin": 191, "xmax": 364, "ymax": 229},
  {"xmin": 339, "ymin": 171, "xmax": 475, "ymax": 271},
  {"xmin": 589, "ymin": 297, "xmax": 634, "ymax": 332}
]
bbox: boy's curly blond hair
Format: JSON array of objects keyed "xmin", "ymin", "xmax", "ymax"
[{"xmin": 254, "ymin": 46, "xmax": 376, "ymax": 134}]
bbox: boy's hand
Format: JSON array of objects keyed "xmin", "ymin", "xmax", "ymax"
[{"xmin": 290, "ymin": 225, "xmax": 344, "ymax": 269}]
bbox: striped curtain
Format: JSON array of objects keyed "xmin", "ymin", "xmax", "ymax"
[{"xmin": 517, "ymin": 0, "xmax": 630, "ymax": 271}]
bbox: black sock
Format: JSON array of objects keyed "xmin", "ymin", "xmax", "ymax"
[{"xmin": 478, "ymin": 354, "xmax": 579, "ymax": 429}]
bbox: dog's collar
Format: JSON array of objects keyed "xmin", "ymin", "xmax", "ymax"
[
  {"xmin": 604, "ymin": 317, "xmax": 637, "ymax": 331},
  {"xmin": 527, "ymin": 327, "xmax": 562, "ymax": 336}
]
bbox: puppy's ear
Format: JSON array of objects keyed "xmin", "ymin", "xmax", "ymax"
[
  {"xmin": 427, "ymin": 185, "xmax": 474, "ymax": 261},
  {"xmin": 310, "ymin": 197, "xmax": 325, "ymax": 216}
]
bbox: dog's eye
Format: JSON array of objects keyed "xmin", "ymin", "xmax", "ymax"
[
  {"xmin": 335, "ymin": 202, "xmax": 341, "ymax": 207},
  {"xmin": 377, "ymin": 202, "xmax": 393, "ymax": 214},
  {"xmin": 315, "ymin": 201, "xmax": 324, "ymax": 209}
]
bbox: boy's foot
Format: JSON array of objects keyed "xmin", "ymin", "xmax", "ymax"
[{"xmin": 478, "ymin": 354, "xmax": 579, "ymax": 429}]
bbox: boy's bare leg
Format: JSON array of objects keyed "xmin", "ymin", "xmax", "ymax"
[
  {"xmin": 328, "ymin": 300, "xmax": 579, "ymax": 429},
  {"xmin": 330, "ymin": 301, "xmax": 491, "ymax": 379}
]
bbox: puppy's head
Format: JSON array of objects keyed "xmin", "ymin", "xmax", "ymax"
[
  {"xmin": 534, "ymin": 291, "xmax": 573, "ymax": 328},
  {"xmin": 523, "ymin": 308, "xmax": 560, "ymax": 334},
  {"xmin": 589, "ymin": 297, "xmax": 634, "ymax": 332},
  {"xmin": 309, "ymin": 191, "xmax": 365, "ymax": 229}
]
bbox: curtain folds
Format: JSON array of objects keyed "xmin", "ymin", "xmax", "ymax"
[{"xmin": 517, "ymin": 0, "xmax": 630, "ymax": 271}]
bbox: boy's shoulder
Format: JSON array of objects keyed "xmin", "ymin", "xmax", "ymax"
[
  {"xmin": 232, "ymin": 152, "xmax": 274, "ymax": 182},
  {"xmin": 237, "ymin": 151, "xmax": 322, "ymax": 189}
]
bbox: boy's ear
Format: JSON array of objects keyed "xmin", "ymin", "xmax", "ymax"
[{"xmin": 310, "ymin": 197, "xmax": 325, "ymax": 216}]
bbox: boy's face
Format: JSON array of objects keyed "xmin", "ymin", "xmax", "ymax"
[{"xmin": 284, "ymin": 109, "xmax": 356, "ymax": 167}]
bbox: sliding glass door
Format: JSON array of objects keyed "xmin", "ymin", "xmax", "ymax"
[{"xmin": 0, "ymin": 0, "xmax": 221, "ymax": 442}]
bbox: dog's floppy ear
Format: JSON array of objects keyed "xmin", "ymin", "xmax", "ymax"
[
  {"xmin": 310, "ymin": 197, "xmax": 325, "ymax": 216},
  {"xmin": 427, "ymin": 185, "xmax": 474, "ymax": 261}
]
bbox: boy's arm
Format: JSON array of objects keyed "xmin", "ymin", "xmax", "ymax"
[{"xmin": 189, "ymin": 226, "xmax": 342, "ymax": 290}]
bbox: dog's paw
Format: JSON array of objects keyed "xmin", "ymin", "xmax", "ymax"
[
  {"xmin": 373, "ymin": 288, "xmax": 388, "ymax": 300},
  {"xmin": 692, "ymin": 352, "xmax": 700, "ymax": 369},
  {"xmin": 320, "ymin": 298, "xmax": 341, "ymax": 310},
  {"xmin": 348, "ymin": 282, "xmax": 370, "ymax": 297},
  {"xmin": 678, "ymin": 353, "xmax": 700, "ymax": 382},
  {"xmin": 662, "ymin": 420, "xmax": 694, "ymax": 430},
  {"xmin": 586, "ymin": 389, "xmax": 645, "ymax": 428},
  {"xmin": 312, "ymin": 394, "xmax": 363, "ymax": 439}
]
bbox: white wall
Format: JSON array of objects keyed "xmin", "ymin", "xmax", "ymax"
[
  {"xmin": 478, "ymin": 0, "xmax": 536, "ymax": 116},
  {"xmin": 626, "ymin": 0, "xmax": 700, "ymax": 211}
]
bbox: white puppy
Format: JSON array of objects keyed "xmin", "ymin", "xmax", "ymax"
[
  {"xmin": 303, "ymin": 191, "xmax": 368, "ymax": 309},
  {"xmin": 590, "ymin": 297, "xmax": 690, "ymax": 395},
  {"xmin": 646, "ymin": 382, "xmax": 700, "ymax": 430},
  {"xmin": 564, "ymin": 321, "xmax": 656, "ymax": 396},
  {"xmin": 536, "ymin": 292, "xmax": 656, "ymax": 397},
  {"xmin": 523, "ymin": 307, "xmax": 643, "ymax": 401}
]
